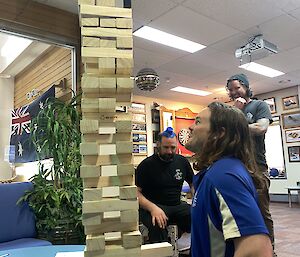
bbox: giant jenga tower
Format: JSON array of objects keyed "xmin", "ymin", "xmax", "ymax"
[{"xmin": 78, "ymin": 1, "xmax": 173, "ymax": 257}]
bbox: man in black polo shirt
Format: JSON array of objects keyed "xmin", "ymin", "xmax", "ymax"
[{"xmin": 136, "ymin": 127, "xmax": 194, "ymax": 243}]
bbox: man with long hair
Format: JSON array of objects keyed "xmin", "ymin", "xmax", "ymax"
[
  {"xmin": 185, "ymin": 102, "xmax": 272, "ymax": 257},
  {"xmin": 226, "ymin": 73, "xmax": 275, "ymax": 254}
]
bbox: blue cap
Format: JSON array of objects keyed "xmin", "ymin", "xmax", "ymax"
[{"xmin": 161, "ymin": 127, "xmax": 176, "ymax": 138}]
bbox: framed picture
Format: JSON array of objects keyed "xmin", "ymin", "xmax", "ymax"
[
  {"xmin": 133, "ymin": 144, "xmax": 147, "ymax": 154},
  {"xmin": 282, "ymin": 112, "xmax": 300, "ymax": 129},
  {"xmin": 132, "ymin": 113, "xmax": 146, "ymax": 123},
  {"xmin": 133, "ymin": 133, "xmax": 147, "ymax": 142},
  {"xmin": 282, "ymin": 95, "xmax": 299, "ymax": 110},
  {"xmin": 263, "ymin": 97, "xmax": 276, "ymax": 114},
  {"xmin": 151, "ymin": 109, "xmax": 160, "ymax": 124},
  {"xmin": 153, "ymin": 130, "xmax": 159, "ymax": 143},
  {"xmin": 285, "ymin": 129, "xmax": 300, "ymax": 143},
  {"xmin": 288, "ymin": 146, "xmax": 300, "ymax": 162},
  {"xmin": 129, "ymin": 103, "xmax": 146, "ymax": 113},
  {"xmin": 132, "ymin": 123, "xmax": 146, "ymax": 131}
]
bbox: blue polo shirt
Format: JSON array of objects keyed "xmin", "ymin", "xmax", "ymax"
[{"xmin": 191, "ymin": 157, "xmax": 269, "ymax": 257}]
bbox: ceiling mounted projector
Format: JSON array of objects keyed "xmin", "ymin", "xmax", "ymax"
[
  {"xmin": 235, "ymin": 35, "xmax": 278, "ymax": 63},
  {"xmin": 135, "ymin": 68, "xmax": 160, "ymax": 91}
]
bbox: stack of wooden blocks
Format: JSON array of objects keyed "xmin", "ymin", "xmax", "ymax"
[{"xmin": 78, "ymin": 1, "xmax": 173, "ymax": 257}]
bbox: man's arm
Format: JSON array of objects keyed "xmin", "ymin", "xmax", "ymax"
[
  {"xmin": 233, "ymin": 234, "xmax": 272, "ymax": 257},
  {"xmin": 137, "ymin": 187, "xmax": 168, "ymax": 229},
  {"xmin": 248, "ymin": 118, "xmax": 269, "ymax": 135},
  {"xmin": 188, "ymin": 183, "xmax": 195, "ymax": 196}
]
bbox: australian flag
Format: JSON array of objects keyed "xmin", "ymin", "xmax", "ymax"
[{"xmin": 9, "ymin": 86, "xmax": 55, "ymax": 163}]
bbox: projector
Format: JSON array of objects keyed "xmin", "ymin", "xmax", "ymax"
[{"xmin": 235, "ymin": 35, "xmax": 278, "ymax": 62}]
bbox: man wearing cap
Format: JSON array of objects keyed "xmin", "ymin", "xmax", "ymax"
[
  {"xmin": 135, "ymin": 127, "xmax": 194, "ymax": 243},
  {"xmin": 226, "ymin": 74, "xmax": 275, "ymax": 254}
]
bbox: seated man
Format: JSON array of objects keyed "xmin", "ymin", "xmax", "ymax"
[{"xmin": 135, "ymin": 127, "xmax": 194, "ymax": 243}]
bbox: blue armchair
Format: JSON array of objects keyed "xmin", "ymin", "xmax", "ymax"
[{"xmin": 0, "ymin": 182, "xmax": 52, "ymax": 250}]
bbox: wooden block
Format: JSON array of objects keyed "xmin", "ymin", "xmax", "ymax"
[
  {"xmin": 84, "ymin": 221, "xmax": 138, "ymax": 235},
  {"xmin": 115, "ymin": 120, "xmax": 131, "ymax": 132},
  {"xmin": 83, "ymin": 153, "xmax": 132, "ymax": 166},
  {"xmin": 83, "ymin": 188, "xmax": 103, "ymax": 201},
  {"xmin": 117, "ymin": 37, "xmax": 133, "ymax": 49},
  {"xmin": 141, "ymin": 242, "xmax": 173, "ymax": 257},
  {"xmin": 82, "ymin": 37, "xmax": 100, "ymax": 47},
  {"xmin": 80, "ymin": 5, "xmax": 132, "ymax": 18},
  {"xmin": 116, "ymin": 78, "xmax": 134, "ymax": 93},
  {"xmin": 102, "ymin": 186, "xmax": 119, "ymax": 197},
  {"xmin": 81, "ymin": 27, "xmax": 132, "ymax": 38},
  {"xmin": 81, "ymin": 98, "xmax": 99, "ymax": 112},
  {"xmin": 116, "ymin": 18, "xmax": 132, "ymax": 29},
  {"xmin": 96, "ymin": 0, "xmax": 116, "ymax": 6},
  {"xmin": 83, "ymin": 175, "xmax": 134, "ymax": 188},
  {"xmin": 100, "ymin": 39, "xmax": 116, "ymax": 48},
  {"xmin": 99, "ymin": 98, "xmax": 116, "ymax": 112},
  {"xmin": 83, "ymin": 198, "xmax": 138, "ymax": 213},
  {"xmin": 116, "ymin": 141, "xmax": 132, "ymax": 154},
  {"xmin": 82, "ymin": 213, "xmax": 103, "ymax": 226},
  {"xmin": 80, "ymin": 119, "xmax": 99, "ymax": 133},
  {"xmin": 98, "ymin": 126, "xmax": 116, "ymax": 134},
  {"xmin": 98, "ymin": 58, "xmax": 115, "ymax": 75},
  {"xmin": 101, "ymin": 165, "xmax": 117, "ymax": 176},
  {"xmin": 82, "ymin": 18, "xmax": 99, "ymax": 27},
  {"xmin": 84, "ymin": 245, "xmax": 140, "ymax": 257},
  {"xmin": 104, "ymin": 211, "xmax": 120, "ymax": 219},
  {"xmin": 120, "ymin": 210, "xmax": 138, "ymax": 223},
  {"xmin": 81, "ymin": 165, "xmax": 101, "ymax": 178},
  {"xmin": 80, "ymin": 142, "xmax": 98, "ymax": 155},
  {"xmin": 119, "ymin": 186, "xmax": 137, "ymax": 200},
  {"xmin": 86, "ymin": 235, "xmax": 105, "ymax": 252},
  {"xmin": 81, "ymin": 76, "xmax": 99, "ymax": 93},
  {"xmin": 100, "ymin": 18, "xmax": 116, "ymax": 28},
  {"xmin": 82, "ymin": 47, "xmax": 133, "ymax": 59},
  {"xmin": 122, "ymin": 231, "xmax": 142, "ymax": 249},
  {"xmin": 99, "ymin": 144, "xmax": 116, "ymax": 155},
  {"xmin": 99, "ymin": 78, "xmax": 117, "ymax": 93},
  {"xmin": 117, "ymin": 164, "xmax": 134, "ymax": 176},
  {"xmin": 79, "ymin": 0, "xmax": 95, "ymax": 5}
]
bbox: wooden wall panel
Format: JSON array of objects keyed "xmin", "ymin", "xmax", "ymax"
[{"xmin": 14, "ymin": 46, "xmax": 72, "ymax": 108}]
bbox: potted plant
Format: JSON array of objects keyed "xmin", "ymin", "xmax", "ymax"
[{"xmin": 19, "ymin": 92, "xmax": 84, "ymax": 244}]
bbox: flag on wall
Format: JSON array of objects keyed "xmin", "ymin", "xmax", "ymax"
[{"xmin": 9, "ymin": 86, "xmax": 55, "ymax": 163}]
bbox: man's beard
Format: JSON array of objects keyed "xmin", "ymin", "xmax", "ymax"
[{"xmin": 158, "ymin": 153, "xmax": 175, "ymax": 162}]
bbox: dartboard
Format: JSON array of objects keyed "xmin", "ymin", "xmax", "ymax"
[{"xmin": 178, "ymin": 128, "xmax": 191, "ymax": 146}]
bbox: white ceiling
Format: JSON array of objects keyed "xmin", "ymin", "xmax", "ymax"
[{"xmin": 32, "ymin": 0, "xmax": 300, "ymax": 104}]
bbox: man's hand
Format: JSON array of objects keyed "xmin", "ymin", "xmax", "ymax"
[
  {"xmin": 234, "ymin": 97, "xmax": 247, "ymax": 109},
  {"xmin": 150, "ymin": 205, "xmax": 168, "ymax": 229}
]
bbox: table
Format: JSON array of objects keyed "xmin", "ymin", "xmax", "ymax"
[
  {"xmin": 286, "ymin": 186, "xmax": 300, "ymax": 207},
  {"xmin": 0, "ymin": 245, "xmax": 84, "ymax": 257}
]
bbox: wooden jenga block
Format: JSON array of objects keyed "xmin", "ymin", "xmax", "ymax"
[
  {"xmin": 98, "ymin": 58, "xmax": 115, "ymax": 75},
  {"xmin": 99, "ymin": 144, "xmax": 116, "ymax": 155},
  {"xmin": 79, "ymin": 0, "xmax": 95, "ymax": 5},
  {"xmin": 100, "ymin": 18, "xmax": 116, "ymax": 28},
  {"xmin": 81, "ymin": 76, "xmax": 99, "ymax": 93},
  {"xmin": 100, "ymin": 39, "xmax": 116, "ymax": 48},
  {"xmin": 96, "ymin": 0, "xmax": 116, "ymax": 6},
  {"xmin": 82, "ymin": 47, "xmax": 133, "ymax": 59},
  {"xmin": 99, "ymin": 98, "xmax": 116, "ymax": 112},
  {"xmin": 83, "ymin": 154, "xmax": 132, "ymax": 167},
  {"xmin": 116, "ymin": 78, "xmax": 133, "ymax": 93},
  {"xmin": 117, "ymin": 164, "xmax": 134, "ymax": 176},
  {"xmin": 141, "ymin": 242, "xmax": 174, "ymax": 257},
  {"xmin": 80, "ymin": 119, "xmax": 99, "ymax": 133},
  {"xmin": 102, "ymin": 186, "xmax": 119, "ymax": 197},
  {"xmin": 117, "ymin": 37, "xmax": 133, "ymax": 48},
  {"xmin": 82, "ymin": 18, "xmax": 99, "ymax": 27},
  {"xmin": 80, "ymin": 5, "xmax": 132, "ymax": 18},
  {"xmin": 80, "ymin": 142, "xmax": 98, "ymax": 155},
  {"xmin": 115, "ymin": 120, "xmax": 132, "ymax": 132},
  {"xmin": 81, "ymin": 27, "xmax": 132, "ymax": 38},
  {"xmin": 119, "ymin": 186, "xmax": 137, "ymax": 200},
  {"xmin": 99, "ymin": 78, "xmax": 116, "ymax": 93},
  {"xmin": 116, "ymin": 58, "xmax": 133, "ymax": 75},
  {"xmin": 81, "ymin": 165, "xmax": 101, "ymax": 178},
  {"xmin": 83, "ymin": 188, "xmax": 103, "ymax": 201},
  {"xmin": 83, "ymin": 174, "xmax": 133, "ymax": 188},
  {"xmin": 82, "ymin": 213, "xmax": 103, "ymax": 226},
  {"xmin": 116, "ymin": 141, "xmax": 132, "ymax": 154},
  {"xmin": 122, "ymin": 231, "xmax": 142, "ymax": 249},
  {"xmin": 116, "ymin": 18, "xmax": 132, "ymax": 29},
  {"xmin": 103, "ymin": 211, "xmax": 120, "ymax": 219},
  {"xmin": 101, "ymin": 165, "xmax": 117, "ymax": 176},
  {"xmin": 82, "ymin": 37, "xmax": 100, "ymax": 47},
  {"xmin": 99, "ymin": 126, "xmax": 116, "ymax": 134},
  {"xmin": 120, "ymin": 210, "xmax": 138, "ymax": 223},
  {"xmin": 82, "ymin": 98, "xmax": 99, "ymax": 112},
  {"xmin": 86, "ymin": 235, "xmax": 106, "ymax": 252},
  {"xmin": 84, "ymin": 221, "xmax": 138, "ymax": 235}
]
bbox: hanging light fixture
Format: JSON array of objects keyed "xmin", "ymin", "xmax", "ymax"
[{"xmin": 135, "ymin": 68, "xmax": 160, "ymax": 91}]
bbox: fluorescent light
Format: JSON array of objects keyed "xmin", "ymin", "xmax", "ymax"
[
  {"xmin": 171, "ymin": 86, "xmax": 212, "ymax": 96},
  {"xmin": 133, "ymin": 26, "xmax": 206, "ymax": 53},
  {"xmin": 239, "ymin": 62, "xmax": 284, "ymax": 78}
]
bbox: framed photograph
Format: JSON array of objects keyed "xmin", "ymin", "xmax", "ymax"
[
  {"xmin": 151, "ymin": 109, "xmax": 160, "ymax": 124},
  {"xmin": 263, "ymin": 97, "xmax": 276, "ymax": 114},
  {"xmin": 288, "ymin": 146, "xmax": 300, "ymax": 162},
  {"xmin": 285, "ymin": 129, "xmax": 300, "ymax": 143},
  {"xmin": 132, "ymin": 113, "xmax": 146, "ymax": 123},
  {"xmin": 129, "ymin": 103, "xmax": 146, "ymax": 113},
  {"xmin": 282, "ymin": 95, "xmax": 299, "ymax": 110},
  {"xmin": 132, "ymin": 123, "xmax": 146, "ymax": 132},
  {"xmin": 282, "ymin": 112, "xmax": 300, "ymax": 129},
  {"xmin": 133, "ymin": 133, "xmax": 147, "ymax": 143}
]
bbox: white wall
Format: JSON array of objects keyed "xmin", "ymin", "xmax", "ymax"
[
  {"xmin": 257, "ymin": 86, "xmax": 300, "ymax": 194},
  {"xmin": 0, "ymin": 78, "xmax": 14, "ymax": 180}
]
